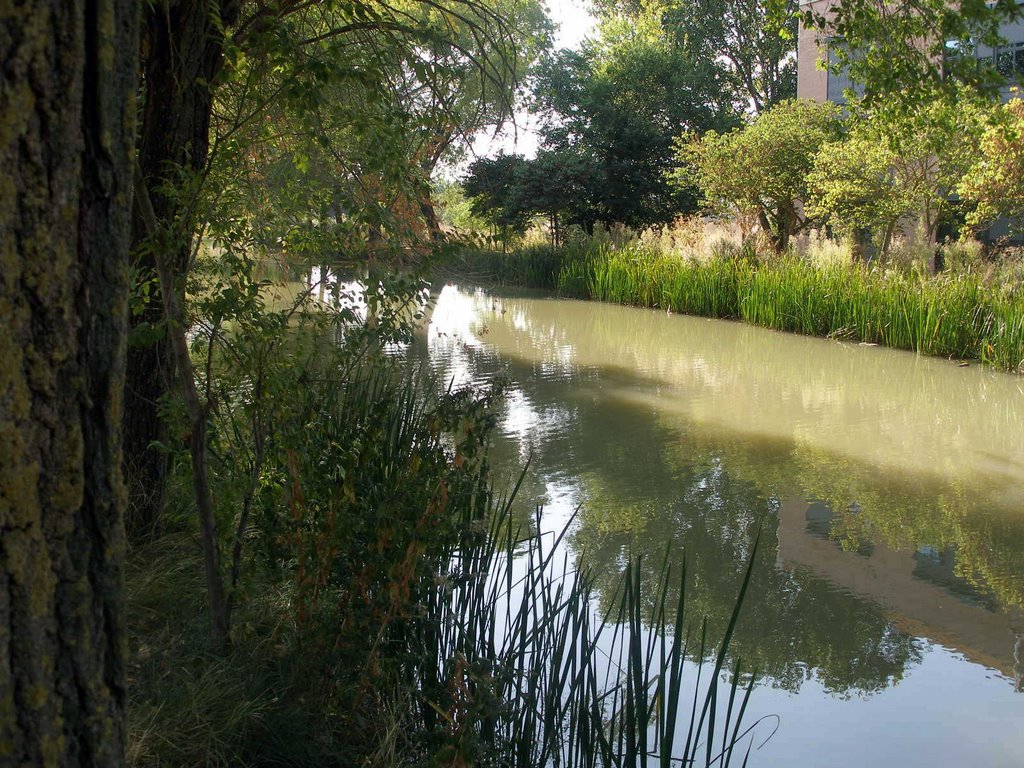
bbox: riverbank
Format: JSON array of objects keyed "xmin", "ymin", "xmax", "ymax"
[
  {"xmin": 124, "ymin": 338, "xmax": 756, "ymax": 767},
  {"xmin": 451, "ymin": 243, "xmax": 1024, "ymax": 372}
]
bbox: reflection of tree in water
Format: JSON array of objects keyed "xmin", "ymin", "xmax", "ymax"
[
  {"xmin": 412, "ymin": 287, "xmax": 1024, "ymax": 693},
  {"xmin": 670, "ymin": 427, "xmax": 1024, "ymax": 615},
  {"xmin": 430, "ymin": 345, "xmax": 925, "ymax": 696},
  {"xmin": 573, "ymin": 459, "xmax": 923, "ymax": 696}
]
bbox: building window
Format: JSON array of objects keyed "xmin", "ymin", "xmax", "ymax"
[
  {"xmin": 941, "ymin": 38, "xmax": 981, "ymax": 81},
  {"xmin": 994, "ymin": 41, "xmax": 1024, "ymax": 79},
  {"xmin": 826, "ymin": 41, "xmax": 865, "ymax": 104}
]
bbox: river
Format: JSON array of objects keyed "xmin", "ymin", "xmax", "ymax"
[{"xmin": 408, "ymin": 283, "xmax": 1024, "ymax": 767}]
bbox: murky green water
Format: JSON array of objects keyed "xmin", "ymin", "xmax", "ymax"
[{"xmin": 413, "ymin": 283, "xmax": 1024, "ymax": 767}]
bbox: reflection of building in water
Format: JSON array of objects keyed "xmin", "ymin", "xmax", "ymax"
[{"xmin": 776, "ymin": 498, "xmax": 1021, "ymax": 684}]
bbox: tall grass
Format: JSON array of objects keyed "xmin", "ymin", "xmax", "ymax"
[
  {"xmin": 128, "ymin": 353, "xmax": 765, "ymax": 766},
  {"xmin": 460, "ymin": 242, "xmax": 1024, "ymax": 372}
]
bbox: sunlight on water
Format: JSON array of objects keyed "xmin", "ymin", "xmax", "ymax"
[{"xmin": 413, "ymin": 283, "xmax": 1024, "ymax": 768}]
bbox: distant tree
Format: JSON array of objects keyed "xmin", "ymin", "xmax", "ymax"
[
  {"xmin": 960, "ymin": 99, "xmax": 1024, "ymax": 234},
  {"xmin": 463, "ymin": 148, "xmax": 601, "ymax": 245},
  {"xmin": 464, "ymin": 153, "xmax": 536, "ymax": 240},
  {"xmin": 594, "ymin": 0, "xmax": 797, "ymax": 112},
  {"xmin": 433, "ymin": 180, "xmax": 493, "ymax": 232},
  {"xmin": 518, "ymin": 148, "xmax": 603, "ymax": 245},
  {"xmin": 667, "ymin": 0, "xmax": 796, "ymax": 112},
  {"xmin": 679, "ymin": 99, "xmax": 843, "ymax": 251},
  {"xmin": 532, "ymin": 13, "xmax": 738, "ymax": 229},
  {"xmin": 1, "ymin": 0, "xmax": 138, "ymax": 762}
]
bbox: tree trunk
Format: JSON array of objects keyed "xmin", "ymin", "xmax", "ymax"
[
  {"xmin": 124, "ymin": 0, "xmax": 235, "ymax": 535},
  {"xmin": 134, "ymin": 165, "xmax": 230, "ymax": 649},
  {"xmin": 1, "ymin": 0, "xmax": 138, "ymax": 762},
  {"xmin": 757, "ymin": 208, "xmax": 778, "ymax": 252},
  {"xmin": 418, "ymin": 185, "xmax": 444, "ymax": 244},
  {"xmin": 881, "ymin": 220, "xmax": 897, "ymax": 259}
]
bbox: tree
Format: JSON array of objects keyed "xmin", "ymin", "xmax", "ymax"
[
  {"xmin": 434, "ymin": 180, "xmax": 494, "ymax": 232},
  {"xmin": 806, "ymin": 130, "xmax": 917, "ymax": 256},
  {"xmin": 124, "ymin": 0, "xmax": 529, "ymax": 534},
  {"xmin": 464, "ymin": 148, "xmax": 602, "ymax": 245},
  {"xmin": 663, "ymin": 0, "xmax": 797, "ymax": 112},
  {"xmin": 122, "ymin": 0, "xmax": 537, "ymax": 644},
  {"xmin": 680, "ymin": 99, "xmax": 843, "ymax": 251},
  {"xmin": 531, "ymin": 12, "xmax": 738, "ymax": 229},
  {"xmin": 1, "ymin": 0, "xmax": 138, "ymax": 762},
  {"xmin": 463, "ymin": 153, "xmax": 536, "ymax": 240},
  {"xmin": 873, "ymin": 95, "xmax": 984, "ymax": 244},
  {"xmin": 519, "ymin": 148, "xmax": 603, "ymax": 244},
  {"xmin": 807, "ymin": 136, "xmax": 911, "ymax": 256},
  {"xmin": 594, "ymin": 0, "xmax": 798, "ymax": 112},
  {"xmin": 960, "ymin": 99, "xmax": 1024, "ymax": 234},
  {"xmin": 396, "ymin": 0, "xmax": 552, "ymax": 235}
]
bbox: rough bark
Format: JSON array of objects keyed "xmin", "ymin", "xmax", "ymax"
[
  {"xmin": 124, "ymin": 0, "xmax": 237, "ymax": 535},
  {"xmin": 418, "ymin": 191, "xmax": 444, "ymax": 243},
  {"xmin": 0, "ymin": 0, "xmax": 138, "ymax": 762}
]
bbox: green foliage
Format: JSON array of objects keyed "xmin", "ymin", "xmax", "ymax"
[
  {"xmin": 661, "ymin": 0, "xmax": 797, "ymax": 111},
  {"xmin": 960, "ymin": 98, "xmax": 1024, "ymax": 233},
  {"xmin": 449, "ymin": 243, "xmax": 570, "ymax": 288},
  {"xmin": 806, "ymin": 94, "xmax": 985, "ymax": 252},
  {"xmin": 463, "ymin": 153, "xmax": 538, "ymax": 238},
  {"xmin": 591, "ymin": 0, "xmax": 797, "ymax": 112},
  {"xmin": 191, "ymin": 0, "xmax": 554, "ymax": 274},
  {"xmin": 129, "ymin": 499, "xmax": 766, "ymax": 766},
  {"xmin": 396, "ymin": 0, "xmax": 553, "ymax": 174},
  {"xmin": 433, "ymin": 179, "xmax": 493, "ymax": 232},
  {"xmin": 806, "ymin": 129, "xmax": 915, "ymax": 254},
  {"xmin": 679, "ymin": 99, "xmax": 844, "ymax": 251},
  {"xmin": 528, "ymin": 12, "xmax": 739, "ymax": 230},
  {"xmin": 463, "ymin": 149, "xmax": 603, "ymax": 246},
  {"xmin": 129, "ymin": 313, "xmax": 767, "ymax": 764}
]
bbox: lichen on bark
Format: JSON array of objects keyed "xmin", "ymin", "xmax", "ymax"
[{"xmin": 0, "ymin": 0, "xmax": 138, "ymax": 763}]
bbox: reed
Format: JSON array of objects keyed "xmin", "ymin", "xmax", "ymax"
[
  {"xmin": 400, "ymin": 492, "xmax": 765, "ymax": 767},
  {"xmin": 128, "ymin": 352, "xmax": 764, "ymax": 767},
  {"xmin": 467, "ymin": 242, "xmax": 1024, "ymax": 372}
]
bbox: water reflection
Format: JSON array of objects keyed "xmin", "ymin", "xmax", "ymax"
[{"xmin": 410, "ymin": 284, "xmax": 1024, "ymax": 761}]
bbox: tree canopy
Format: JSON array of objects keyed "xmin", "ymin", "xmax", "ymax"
[
  {"xmin": 807, "ymin": 97, "xmax": 984, "ymax": 253},
  {"xmin": 594, "ymin": 0, "xmax": 798, "ymax": 111},
  {"xmin": 960, "ymin": 99, "xmax": 1024, "ymax": 234},
  {"xmin": 679, "ymin": 99, "xmax": 844, "ymax": 251},
  {"xmin": 462, "ymin": 9, "xmax": 741, "ymax": 237}
]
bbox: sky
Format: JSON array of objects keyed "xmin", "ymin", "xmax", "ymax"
[
  {"xmin": 548, "ymin": 0, "xmax": 598, "ymax": 49},
  {"xmin": 462, "ymin": 0, "xmax": 598, "ymax": 167}
]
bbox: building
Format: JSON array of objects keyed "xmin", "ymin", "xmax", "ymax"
[
  {"xmin": 797, "ymin": 0, "xmax": 859, "ymax": 103},
  {"xmin": 796, "ymin": 1, "xmax": 1024, "ymax": 244},
  {"xmin": 797, "ymin": 0, "xmax": 1024, "ymax": 103}
]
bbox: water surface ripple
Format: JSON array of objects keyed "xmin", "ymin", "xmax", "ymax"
[{"xmin": 413, "ymin": 284, "xmax": 1024, "ymax": 767}]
